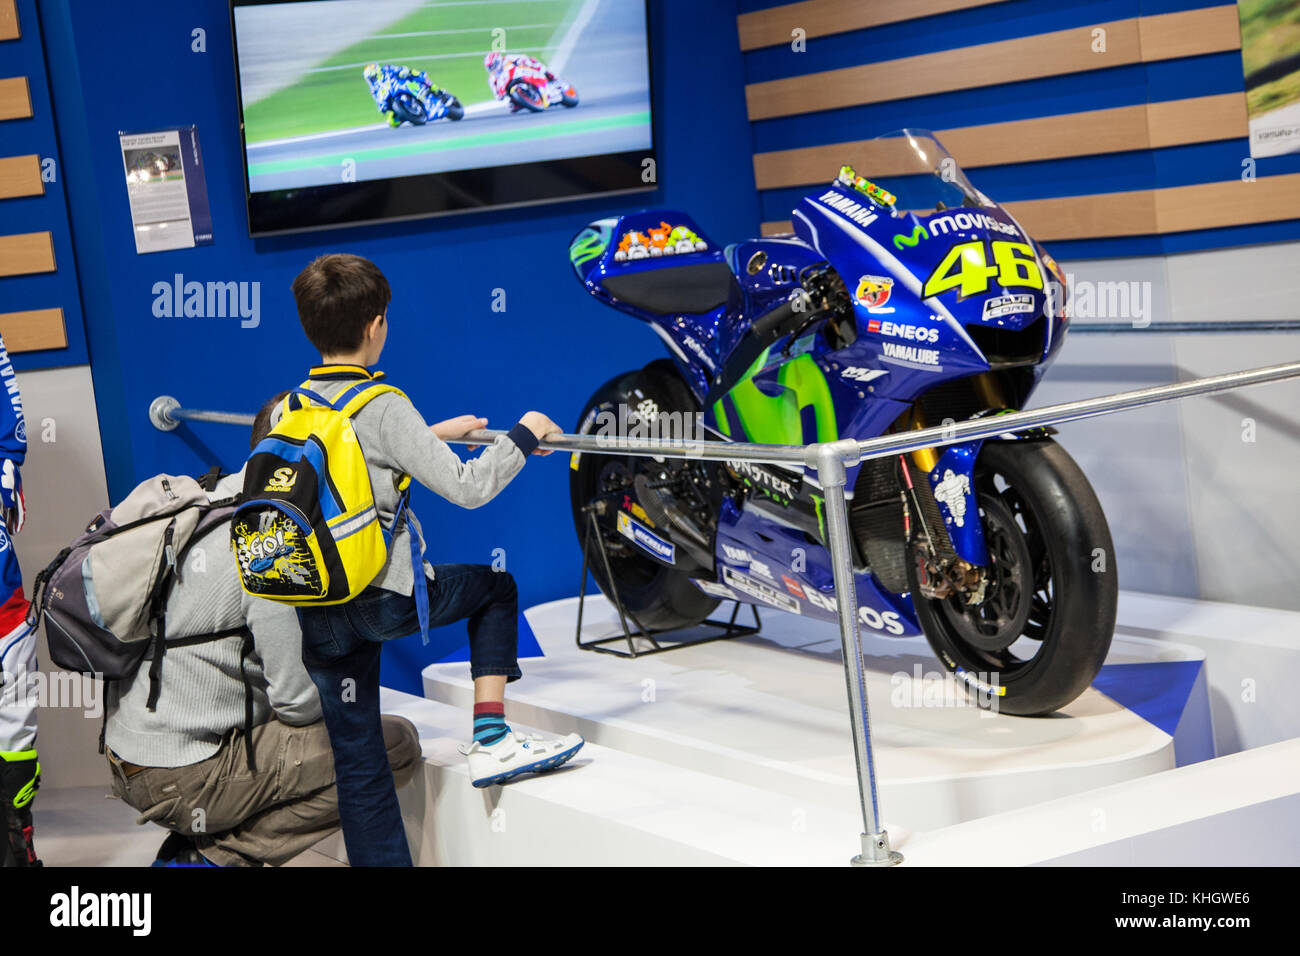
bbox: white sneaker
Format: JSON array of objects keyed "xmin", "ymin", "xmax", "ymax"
[{"xmin": 458, "ymin": 730, "xmax": 585, "ymax": 788}]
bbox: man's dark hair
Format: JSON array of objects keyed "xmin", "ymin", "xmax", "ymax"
[
  {"xmin": 251, "ymin": 391, "xmax": 290, "ymax": 449},
  {"xmin": 291, "ymin": 254, "xmax": 391, "ymax": 355}
]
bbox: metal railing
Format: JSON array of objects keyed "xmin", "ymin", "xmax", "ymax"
[{"xmin": 149, "ymin": 357, "xmax": 1300, "ymax": 866}]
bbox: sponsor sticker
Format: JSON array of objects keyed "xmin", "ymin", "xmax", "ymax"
[
  {"xmin": 866, "ymin": 319, "xmax": 939, "ymax": 343},
  {"xmin": 841, "ymin": 366, "xmax": 889, "ymax": 384},
  {"xmin": 981, "ymin": 293, "xmax": 1035, "ymax": 321},
  {"xmin": 956, "ymin": 666, "xmax": 1006, "ymax": 697},
  {"xmin": 800, "ymin": 586, "xmax": 906, "ymax": 634},
  {"xmin": 721, "ymin": 543, "xmax": 753, "ymax": 564},
  {"xmin": 880, "ymin": 341, "xmax": 942, "ymax": 368},
  {"xmin": 617, "ymin": 511, "xmax": 675, "ymax": 564},
  {"xmin": 781, "ymin": 575, "xmax": 805, "ymax": 599},
  {"xmin": 692, "ymin": 579, "xmax": 737, "ymax": 600},
  {"xmin": 855, "ymin": 275, "xmax": 895, "ymax": 314},
  {"xmin": 722, "ymin": 566, "xmax": 801, "ymax": 614}
]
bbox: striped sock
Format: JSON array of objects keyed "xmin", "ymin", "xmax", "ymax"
[{"xmin": 473, "ymin": 702, "xmax": 509, "ymax": 746}]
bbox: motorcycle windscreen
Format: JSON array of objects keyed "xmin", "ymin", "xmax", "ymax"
[{"xmin": 792, "ymin": 130, "xmax": 1056, "ymax": 336}]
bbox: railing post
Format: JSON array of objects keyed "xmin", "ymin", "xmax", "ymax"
[{"xmin": 813, "ymin": 440, "xmax": 902, "ymax": 867}]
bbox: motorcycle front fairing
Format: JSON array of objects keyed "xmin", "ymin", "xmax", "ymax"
[{"xmin": 790, "ymin": 134, "xmax": 1064, "ymax": 567}]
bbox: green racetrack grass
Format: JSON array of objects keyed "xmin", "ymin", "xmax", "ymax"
[
  {"xmin": 242, "ymin": 0, "xmax": 583, "ymax": 143},
  {"xmin": 248, "ymin": 110, "xmax": 650, "ymax": 176}
]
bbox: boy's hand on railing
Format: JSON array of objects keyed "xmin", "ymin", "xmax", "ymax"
[
  {"xmin": 432, "ymin": 414, "xmax": 488, "ymax": 450},
  {"xmin": 519, "ymin": 411, "xmax": 562, "ymax": 456}
]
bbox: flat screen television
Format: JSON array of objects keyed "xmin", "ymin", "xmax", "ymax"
[{"xmin": 229, "ymin": 0, "xmax": 655, "ymax": 236}]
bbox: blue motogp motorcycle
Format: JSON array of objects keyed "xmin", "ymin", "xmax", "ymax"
[{"xmin": 567, "ymin": 130, "xmax": 1116, "ymax": 715}]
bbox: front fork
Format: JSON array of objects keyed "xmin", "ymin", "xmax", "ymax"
[{"xmin": 905, "ymin": 373, "xmax": 1010, "ymax": 570}]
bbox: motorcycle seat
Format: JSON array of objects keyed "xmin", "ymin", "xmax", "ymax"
[{"xmin": 600, "ymin": 262, "xmax": 737, "ymax": 316}]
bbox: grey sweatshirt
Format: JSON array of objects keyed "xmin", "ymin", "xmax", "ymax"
[
  {"xmin": 105, "ymin": 473, "xmax": 320, "ymax": 768},
  {"xmin": 273, "ymin": 368, "xmax": 537, "ymax": 595}
]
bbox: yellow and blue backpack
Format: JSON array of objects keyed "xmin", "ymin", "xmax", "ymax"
[{"xmin": 232, "ymin": 379, "xmax": 418, "ymax": 614}]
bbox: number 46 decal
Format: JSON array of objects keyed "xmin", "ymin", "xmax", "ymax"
[{"xmin": 922, "ymin": 240, "xmax": 1043, "ymax": 300}]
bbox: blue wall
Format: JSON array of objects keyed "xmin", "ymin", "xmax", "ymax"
[
  {"xmin": 0, "ymin": 0, "xmax": 91, "ymax": 371},
  {"xmin": 37, "ymin": 0, "xmax": 759, "ymax": 692}
]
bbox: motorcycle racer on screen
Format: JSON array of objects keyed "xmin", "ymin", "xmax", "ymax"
[
  {"xmin": 362, "ymin": 63, "xmax": 464, "ymax": 127},
  {"xmin": 484, "ymin": 51, "xmax": 579, "ymax": 112}
]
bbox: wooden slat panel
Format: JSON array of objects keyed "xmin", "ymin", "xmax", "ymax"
[
  {"xmin": 754, "ymin": 94, "xmax": 1247, "ymax": 190},
  {"xmin": 0, "ymin": 154, "xmax": 43, "ymax": 199},
  {"xmin": 745, "ymin": 6, "xmax": 1242, "ymax": 122},
  {"xmin": 0, "ymin": 308, "xmax": 66, "ymax": 352},
  {"xmin": 1137, "ymin": 4, "xmax": 1241, "ymax": 62},
  {"xmin": 1003, "ymin": 191, "xmax": 1159, "ymax": 241},
  {"xmin": 0, "ymin": 231, "xmax": 55, "ymax": 276},
  {"xmin": 0, "ymin": 76, "xmax": 32, "ymax": 121},
  {"xmin": 746, "ymin": 18, "xmax": 1142, "ymax": 121},
  {"xmin": 738, "ymin": 0, "xmax": 1005, "ymax": 52},
  {"xmin": 760, "ymin": 173, "xmax": 1300, "ymax": 241},
  {"xmin": 1146, "ymin": 92, "xmax": 1249, "ymax": 149},
  {"xmin": 0, "ymin": 0, "xmax": 19, "ymax": 42},
  {"xmin": 1155, "ymin": 173, "xmax": 1300, "ymax": 234},
  {"xmin": 754, "ymin": 105, "xmax": 1147, "ymax": 190}
]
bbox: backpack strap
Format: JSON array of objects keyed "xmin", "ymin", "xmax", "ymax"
[
  {"xmin": 144, "ymin": 518, "xmax": 180, "ymax": 713},
  {"xmin": 196, "ymin": 466, "xmax": 224, "ymax": 493},
  {"xmin": 334, "ymin": 381, "xmax": 407, "ymax": 419},
  {"xmin": 390, "ymin": 489, "xmax": 430, "ymax": 646}
]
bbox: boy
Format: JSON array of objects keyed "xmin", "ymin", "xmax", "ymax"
[{"xmin": 284, "ymin": 253, "xmax": 581, "ymax": 867}]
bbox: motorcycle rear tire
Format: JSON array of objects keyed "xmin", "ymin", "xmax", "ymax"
[
  {"xmin": 569, "ymin": 360, "xmax": 720, "ymax": 633},
  {"xmin": 908, "ymin": 438, "xmax": 1117, "ymax": 715},
  {"xmin": 507, "ymin": 81, "xmax": 546, "ymax": 113}
]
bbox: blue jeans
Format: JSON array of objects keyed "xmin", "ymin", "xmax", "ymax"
[{"xmin": 297, "ymin": 564, "xmax": 522, "ymax": 867}]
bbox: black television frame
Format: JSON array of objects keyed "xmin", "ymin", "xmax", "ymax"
[{"xmin": 229, "ymin": 0, "xmax": 657, "ymax": 237}]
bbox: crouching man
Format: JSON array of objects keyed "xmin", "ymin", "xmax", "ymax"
[{"xmin": 105, "ymin": 396, "xmax": 421, "ymax": 866}]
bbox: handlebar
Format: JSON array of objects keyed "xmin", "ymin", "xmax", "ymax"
[{"xmin": 750, "ymin": 290, "xmax": 815, "ymax": 342}]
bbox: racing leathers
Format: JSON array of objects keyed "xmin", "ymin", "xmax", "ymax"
[
  {"xmin": 363, "ymin": 64, "xmax": 441, "ymax": 127},
  {"xmin": 0, "ymin": 335, "xmax": 36, "ymax": 867},
  {"xmin": 486, "ymin": 53, "xmax": 556, "ymax": 108}
]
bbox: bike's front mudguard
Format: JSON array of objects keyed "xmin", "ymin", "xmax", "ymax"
[{"xmin": 925, "ymin": 430, "xmax": 1054, "ymax": 567}]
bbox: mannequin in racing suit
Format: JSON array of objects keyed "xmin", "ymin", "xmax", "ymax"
[
  {"xmin": 0, "ymin": 336, "xmax": 36, "ymax": 867},
  {"xmin": 484, "ymin": 52, "xmax": 557, "ymax": 109}
]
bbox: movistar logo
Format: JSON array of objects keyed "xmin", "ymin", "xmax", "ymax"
[{"xmin": 893, "ymin": 224, "xmax": 928, "ymax": 250}]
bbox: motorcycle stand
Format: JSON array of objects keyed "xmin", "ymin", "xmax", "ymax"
[{"xmin": 575, "ymin": 507, "xmax": 761, "ymax": 658}]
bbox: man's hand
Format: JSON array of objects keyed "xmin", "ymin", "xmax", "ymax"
[
  {"xmin": 519, "ymin": 411, "xmax": 561, "ymax": 456},
  {"xmin": 432, "ymin": 415, "xmax": 488, "ymax": 451},
  {"xmin": 0, "ymin": 459, "xmax": 24, "ymax": 535}
]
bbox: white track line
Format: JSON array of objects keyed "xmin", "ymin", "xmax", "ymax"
[
  {"xmin": 550, "ymin": 0, "xmax": 601, "ymax": 76},
  {"xmin": 247, "ymin": 100, "xmax": 505, "ymax": 151}
]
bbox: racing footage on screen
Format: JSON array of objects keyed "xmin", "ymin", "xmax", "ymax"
[{"xmin": 233, "ymin": 0, "xmax": 653, "ymax": 195}]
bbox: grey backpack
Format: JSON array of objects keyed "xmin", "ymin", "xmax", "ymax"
[{"xmin": 28, "ymin": 472, "xmax": 254, "ymax": 757}]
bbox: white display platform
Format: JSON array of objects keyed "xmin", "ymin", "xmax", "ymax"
[{"xmin": 422, "ymin": 593, "xmax": 1212, "ymax": 833}]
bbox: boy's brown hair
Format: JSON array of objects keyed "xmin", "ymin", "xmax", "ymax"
[{"xmin": 291, "ymin": 254, "xmax": 391, "ymax": 355}]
